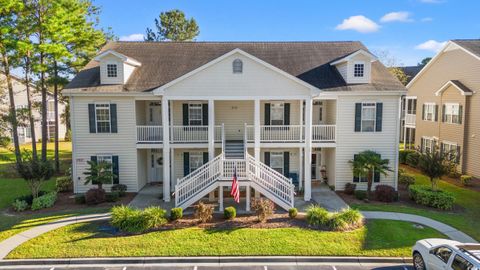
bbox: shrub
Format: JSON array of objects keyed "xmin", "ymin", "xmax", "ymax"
[
  {"xmin": 306, "ymin": 205, "xmax": 330, "ymax": 228},
  {"xmin": 12, "ymin": 199, "xmax": 29, "ymax": 212},
  {"xmin": 31, "ymin": 192, "xmax": 57, "ymax": 210},
  {"xmin": 85, "ymin": 188, "xmax": 106, "ymax": 205},
  {"xmin": 194, "ymin": 202, "xmax": 214, "ymax": 223},
  {"xmin": 329, "ymin": 209, "xmax": 364, "ymax": 231},
  {"xmin": 344, "ymin": 183, "xmax": 356, "ymax": 195},
  {"xmin": 409, "ymin": 185, "xmax": 455, "ymax": 210},
  {"xmin": 460, "ymin": 175, "xmax": 472, "ymax": 186},
  {"xmin": 354, "ymin": 190, "xmax": 367, "ymax": 200},
  {"xmin": 14, "ymin": 191, "xmax": 47, "ymax": 206},
  {"xmin": 170, "ymin": 207, "xmax": 183, "ymax": 221},
  {"xmin": 56, "ymin": 176, "xmax": 72, "ymax": 192},
  {"xmin": 406, "ymin": 151, "xmax": 420, "ymax": 168},
  {"xmin": 111, "ymin": 184, "xmax": 127, "ymax": 197},
  {"xmin": 74, "ymin": 194, "xmax": 86, "ymax": 204},
  {"xmin": 143, "ymin": 206, "xmax": 168, "ymax": 228},
  {"xmin": 399, "ymin": 150, "xmax": 415, "ymax": 164},
  {"xmin": 224, "ymin": 206, "xmax": 236, "ymax": 220},
  {"xmin": 399, "ymin": 173, "xmax": 416, "ymax": 187},
  {"xmin": 374, "ymin": 185, "xmax": 397, "ymax": 202},
  {"xmin": 111, "ymin": 205, "xmax": 167, "ymax": 234},
  {"xmin": 328, "ymin": 213, "xmax": 349, "ymax": 231},
  {"xmin": 106, "ymin": 192, "xmax": 120, "ymax": 202},
  {"xmin": 288, "ymin": 208, "xmax": 298, "ymax": 219},
  {"xmin": 251, "ymin": 198, "xmax": 275, "ymax": 223}
]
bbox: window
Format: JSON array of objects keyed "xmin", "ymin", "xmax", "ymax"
[
  {"xmin": 189, "ymin": 152, "xmax": 203, "ymax": 173},
  {"xmin": 270, "ymin": 102, "xmax": 284, "ymax": 125},
  {"xmin": 106, "ymin": 64, "xmax": 117, "ymax": 78},
  {"xmin": 47, "ymin": 120, "xmax": 55, "ymax": 140},
  {"xmin": 432, "ymin": 246, "xmax": 452, "ymax": 264},
  {"xmin": 443, "ymin": 103, "xmax": 461, "ymax": 124},
  {"xmin": 441, "ymin": 141, "xmax": 460, "ymax": 163},
  {"xmin": 407, "ymin": 99, "xmax": 417, "ymax": 114},
  {"xmin": 47, "ymin": 100, "xmax": 55, "ymax": 120},
  {"xmin": 233, "ymin": 59, "xmax": 243, "ymax": 74},
  {"xmin": 95, "ymin": 103, "xmax": 111, "ymax": 133},
  {"xmin": 451, "ymin": 255, "xmax": 474, "ymax": 270},
  {"xmin": 97, "ymin": 155, "xmax": 113, "ymax": 184},
  {"xmin": 421, "ymin": 137, "xmax": 436, "ymax": 153},
  {"xmin": 361, "ymin": 102, "xmax": 376, "ymax": 132},
  {"xmin": 354, "ymin": 63, "xmax": 364, "ymax": 77},
  {"xmin": 188, "ymin": 103, "xmax": 203, "ymax": 126},
  {"xmin": 270, "ymin": 152, "xmax": 284, "ymax": 174},
  {"xmin": 423, "ymin": 103, "xmax": 436, "ymax": 121},
  {"xmin": 25, "ymin": 126, "xmax": 31, "ymax": 138}
]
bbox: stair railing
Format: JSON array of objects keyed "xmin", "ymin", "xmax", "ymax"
[
  {"xmin": 244, "ymin": 123, "xmax": 248, "ymax": 160},
  {"xmin": 221, "ymin": 123, "xmax": 225, "ymax": 154}
]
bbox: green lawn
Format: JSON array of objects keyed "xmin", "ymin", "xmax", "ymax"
[
  {"xmin": 7, "ymin": 219, "xmax": 445, "ymax": 258},
  {"xmin": 0, "ymin": 178, "xmax": 56, "ymax": 210},
  {"xmin": 352, "ymin": 167, "xmax": 480, "ymax": 241}
]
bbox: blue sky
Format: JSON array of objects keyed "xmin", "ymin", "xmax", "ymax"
[{"xmin": 95, "ymin": 0, "xmax": 479, "ymax": 66}]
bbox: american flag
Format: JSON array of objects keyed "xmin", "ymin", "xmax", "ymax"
[{"xmin": 230, "ymin": 165, "xmax": 240, "ymax": 203}]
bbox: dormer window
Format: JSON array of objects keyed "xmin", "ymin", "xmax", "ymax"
[
  {"xmin": 107, "ymin": 64, "xmax": 118, "ymax": 78},
  {"xmin": 233, "ymin": 59, "xmax": 243, "ymax": 74},
  {"xmin": 354, "ymin": 63, "xmax": 364, "ymax": 77}
]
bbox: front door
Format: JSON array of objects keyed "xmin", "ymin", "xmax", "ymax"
[
  {"xmin": 311, "ymin": 152, "xmax": 322, "ymax": 180},
  {"xmin": 149, "ymin": 149, "xmax": 163, "ymax": 183},
  {"xmin": 147, "ymin": 102, "xmax": 162, "ymax": 125}
]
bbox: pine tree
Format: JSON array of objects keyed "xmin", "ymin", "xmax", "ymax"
[{"xmin": 145, "ymin": 9, "xmax": 199, "ymax": 41}]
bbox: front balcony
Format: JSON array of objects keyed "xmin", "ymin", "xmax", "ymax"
[
  {"xmin": 136, "ymin": 125, "xmax": 223, "ymax": 144},
  {"xmin": 405, "ymin": 114, "xmax": 416, "ymax": 126},
  {"xmin": 245, "ymin": 124, "xmax": 336, "ymax": 143}
]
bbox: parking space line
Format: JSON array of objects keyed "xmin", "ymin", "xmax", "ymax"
[
  {"xmin": 332, "ymin": 266, "xmax": 337, "ymax": 270},
  {"xmin": 264, "ymin": 266, "xmax": 268, "ymax": 270}
]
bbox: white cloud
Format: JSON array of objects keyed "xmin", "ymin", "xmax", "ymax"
[
  {"xmin": 421, "ymin": 17, "xmax": 433, "ymax": 22},
  {"xmin": 119, "ymin": 33, "xmax": 145, "ymax": 41},
  {"xmin": 335, "ymin": 15, "xmax": 380, "ymax": 33},
  {"xmin": 415, "ymin": 40, "xmax": 447, "ymax": 52},
  {"xmin": 380, "ymin": 11, "xmax": 413, "ymax": 23}
]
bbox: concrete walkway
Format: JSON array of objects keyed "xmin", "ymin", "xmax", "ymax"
[{"xmin": 311, "ymin": 184, "xmax": 349, "ymax": 212}]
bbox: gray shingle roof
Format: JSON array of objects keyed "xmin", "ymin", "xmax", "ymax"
[
  {"xmin": 450, "ymin": 80, "xmax": 473, "ymax": 94},
  {"xmin": 66, "ymin": 41, "xmax": 405, "ymax": 92},
  {"xmin": 453, "ymin": 39, "xmax": 480, "ymax": 58}
]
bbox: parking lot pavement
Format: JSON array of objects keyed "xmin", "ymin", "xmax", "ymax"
[{"xmin": 0, "ymin": 264, "xmax": 415, "ymax": 270}]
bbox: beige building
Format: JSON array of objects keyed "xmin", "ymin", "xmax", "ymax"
[{"xmin": 405, "ymin": 39, "xmax": 480, "ymax": 178}]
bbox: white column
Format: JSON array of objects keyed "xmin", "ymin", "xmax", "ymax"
[
  {"xmin": 403, "ymin": 98, "xmax": 408, "ymax": 150},
  {"xmin": 162, "ymin": 97, "xmax": 170, "ymax": 202},
  {"xmin": 208, "ymin": 99, "xmax": 215, "ymax": 160},
  {"xmin": 298, "ymin": 147, "xmax": 303, "ymax": 190},
  {"xmin": 218, "ymin": 185, "xmax": 224, "ymax": 211},
  {"xmin": 304, "ymin": 98, "xmax": 312, "ymax": 201},
  {"xmin": 254, "ymin": 99, "xmax": 261, "ymax": 198},
  {"xmin": 246, "ymin": 186, "xmax": 251, "ymax": 212}
]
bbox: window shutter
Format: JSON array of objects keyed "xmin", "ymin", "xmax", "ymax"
[
  {"xmin": 88, "ymin": 104, "xmax": 96, "ymax": 133},
  {"xmin": 283, "ymin": 152, "xmax": 290, "ymax": 177},
  {"xmin": 456, "ymin": 145, "xmax": 461, "ymax": 163},
  {"xmin": 442, "ymin": 105, "xmax": 446, "ymax": 122},
  {"xmin": 183, "ymin": 152, "xmax": 190, "ymax": 176},
  {"xmin": 90, "ymin": 156, "xmax": 98, "ymax": 184},
  {"xmin": 264, "ymin": 152, "xmax": 270, "ymax": 166},
  {"xmin": 112, "ymin": 155, "xmax": 119, "ymax": 184},
  {"xmin": 375, "ymin": 103, "xmax": 383, "ymax": 132},
  {"xmin": 354, "ymin": 103, "xmax": 362, "ymax": 132},
  {"xmin": 265, "ymin": 103, "xmax": 271, "ymax": 125},
  {"xmin": 422, "ymin": 104, "xmax": 425, "ymax": 120},
  {"xmin": 182, "ymin": 104, "xmax": 189, "ymax": 126},
  {"xmin": 284, "ymin": 103, "xmax": 290, "ymax": 126},
  {"xmin": 203, "ymin": 152, "xmax": 209, "ymax": 164},
  {"xmin": 459, "ymin": 105, "xmax": 463, "ymax": 124},
  {"xmin": 110, "ymin": 104, "xmax": 117, "ymax": 133},
  {"xmin": 353, "ymin": 154, "xmax": 359, "ymax": 182},
  {"xmin": 202, "ymin": 103, "xmax": 208, "ymax": 126},
  {"xmin": 435, "ymin": 105, "xmax": 439, "ymax": 122},
  {"xmin": 420, "ymin": 138, "xmax": 424, "ymax": 153}
]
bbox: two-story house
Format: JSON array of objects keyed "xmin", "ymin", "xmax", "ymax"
[
  {"xmin": 405, "ymin": 39, "xmax": 480, "ymax": 179},
  {"xmin": 64, "ymin": 41, "xmax": 405, "ymax": 210}
]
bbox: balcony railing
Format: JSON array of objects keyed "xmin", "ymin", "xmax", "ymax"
[
  {"xmin": 312, "ymin": 125, "xmax": 336, "ymax": 142},
  {"xmin": 405, "ymin": 114, "xmax": 416, "ymax": 126},
  {"xmin": 137, "ymin": 125, "xmax": 223, "ymax": 144},
  {"xmin": 137, "ymin": 126, "xmax": 163, "ymax": 143},
  {"xmin": 245, "ymin": 124, "xmax": 336, "ymax": 143}
]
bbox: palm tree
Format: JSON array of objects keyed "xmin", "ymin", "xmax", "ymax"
[
  {"xmin": 417, "ymin": 145, "xmax": 455, "ymax": 191},
  {"xmin": 83, "ymin": 160, "xmax": 116, "ymax": 190},
  {"xmin": 349, "ymin": 150, "xmax": 392, "ymax": 198}
]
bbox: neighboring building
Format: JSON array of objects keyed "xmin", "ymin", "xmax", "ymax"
[
  {"xmin": 0, "ymin": 73, "xmax": 67, "ymax": 144},
  {"xmin": 398, "ymin": 66, "xmax": 423, "ymax": 143},
  {"xmin": 64, "ymin": 41, "xmax": 405, "ymax": 210},
  {"xmin": 405, "ymin": 39, "xmax": 480, "ymax": 178}
]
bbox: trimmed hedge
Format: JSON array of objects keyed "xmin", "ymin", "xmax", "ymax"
[
  {"xmin": 344, "ymin": 183, "xmax": 356, "ymax": 195},
  {"xmin": 306, "ymin": 206, "xmax": 364, "ymax": 231},
  {"xmin": 111, "ymin": 184, "xmax": 127, "ymax": 197},
  {"xmin": 288, "ymin": 208, "xmax": 298, "ymax": 219},
  {"xmin": 354, "ymin": 190, "xmax": 367, "ymax": 200},
  {"xmin": 111, "ymin": 205, "xmax": 167, "ymax": 234},
  {"xmin": 399, "ymin": 173, "xmax": 416, "ymax": 187},
  {"xmin": 31, "ymin": 192, "xmax": 57, "ymax": 211},
  {"xmin": 56, "ymin": 176, "xmax": 73, "ymax": 192},
  {"xmin": 409, "ymin": 185, "xmax": 455, "ymax": 210},
  {"xmin": 106, "ymin": 192, "xmax": 120, "ymax": 202},
  {"xmin": 12, "ymin": 199, "xmax": 29, "ymax": 212},
  {"xmin": 224, "ymin": 206, "xmax": 236, "ymax": 220},
  {"xmin": 374, "ymin": 185, "xmax": 397, "ymax": 202},
  {"xmin": 306, "ymin": 205, "xmax": 329, "ymax": 227}
]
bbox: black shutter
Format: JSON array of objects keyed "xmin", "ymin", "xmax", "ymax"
[
  {"xmin": 88, "ymin": 104, "xmax": 96, "ymax": 133},
  {"xmin": 264, "ymin": 152, "xmax": 270, "ymax": 166},
  {"xmin": 283, "ymin": 152, "xmax": 290, "ymax": 177},
  {"xmin": 112, "ymin": 155, "xmax": 119, "ymax": 184},
  {"xmin": 353, "ymin": 154, "xmax": 359, "ymax": 182},
  {"xmin": 203, "ymin": 152, "xmax": 209, "ymax": 164},
  {"xmin": 90, "ymin": 156, "xmax": 98, "ymax": 184},
  {"xmin": 374, "ymin": 153, "xmax": 381, "ymax": 182},
  {"xmin": 422, "ymin": 104, "xmax": 425, "ymax": 120},
  {"xmin": 183, "ymin": 152, "xmax": 190, "ymax": 176},
  {"xmin": 110, "ymin": 104, "xmax": 117, "ymax": 133},
  {"xmin": 375, "ymin": 103, "xmax": 383, "ymax": 132},
  {"xmin": 459, "ymin": 105, "xmax": 463, "ymax": 124},
  {"xmin": 435, "ymin": 105, "xmax": 439, "ymax": 122},
  {"xmin": 456, "ymin": 145, "xmax": 461, "ymax": 163},
  {"xmin": 284, "ymin": 103, "xmax": 290, "ymax": 126},
  {"xmin": 182, "ymin": 104, "xmax": 189, "ymax": 126},
  {"xmin": 354, "ymin": 103, "xmax": 362, "ymax": 132},
  {"xmin": 265, "ymin": 103, "xmax": 271, "ymax": 125},
  {"xmin": 442, "ymin": 105, "xmax": 446, "ymax": 122},
  {"xmin": 202, "ymin": 103, "xmax": 208, "ymax": 126},
  {"xmin": 420, "ymin": 138, "xmax": 424, "ymax": 153}
]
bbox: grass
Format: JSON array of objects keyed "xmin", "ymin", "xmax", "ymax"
[
  {"xmin": 0, "ymin": 178, "xmax": 56, "ymax": 210},
  {"xmin": 352, "ymin": 166, "xmax": 480, "ymax": 241},
  {"xmin": 6, "ymin": 219, "xmax": 445, "ymax": 258}
]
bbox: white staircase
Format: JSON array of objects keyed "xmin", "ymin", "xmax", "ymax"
[{"xmin": 224, "ymin": 140, "xmax": 245, "ymax": 159}]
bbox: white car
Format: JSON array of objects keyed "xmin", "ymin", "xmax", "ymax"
[{"xmin": 413, "ymin": 238, "xmax": 480, "ymax": 270}]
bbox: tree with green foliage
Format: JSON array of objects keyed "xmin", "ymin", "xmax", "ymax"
[
  {"xmin": 417, "ymin": 145, "xmax": 455, "ymax": 191},
  {"xmin": 388, "ymin": 67, "xmax": 409, "ymax": 86},
  {"xmin": 418, "ymin": 57, "xmax": 432, "ymax": 66},
  {"xmin": 84, "ymin": 160, "xmax": 116, "ymax": 190},
  {"xmin": 17, "ymin": 151, "xmax": 54, "ymax": 198},
  {"xmin": 349, "ymin": 150, "xmax": 392, "ymax": 198},
  {"xmin": 145, "ymin": 9, "xmax": 199, "ymax": 41}
]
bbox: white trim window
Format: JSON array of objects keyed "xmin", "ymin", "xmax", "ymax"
[
  {"xmin": 361, "ymin": 102, "xmax": 376, "ymax": 132},
  {"xmin": 95, "ymin": 103, "xmax": 111, "ymax": 133},
  {"xmin": 189, "ymin": 152, "xmax": 203, "ymax": 173},
  {"xmin": 106, "ymin": 64, "xmax": 118, "ymax": 78},
  {"xmin": 354, "ymin": 62, "xmax": 365, "ymax": 77},
  {"xmin": 188, "ymin": 103, "xmax": 203, "ymax": 126},
  {"xmin": 423, "ymin": 103, "xmax": 436, "ymax": 122},
  {"xmin": 270, "ymin": 102, "xmax": 284, "ymax": 125},
  {"xmin": 421, "ymin": 137, "xmax": 436, "ymax": 153},
  {"xmin": 270, "ymin": 152, "xmax": 284, "ymax": 174},
  {"xmin": 443, "ymin": 103, "xmax": 461, "ymax": 124},
  {"xmin": 441, "ymin": 141, "xmax": 460, "ymax": 162},
  {"xmin": 97, "ymin": 155, "xmax": 113, "ymax": 184}
]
